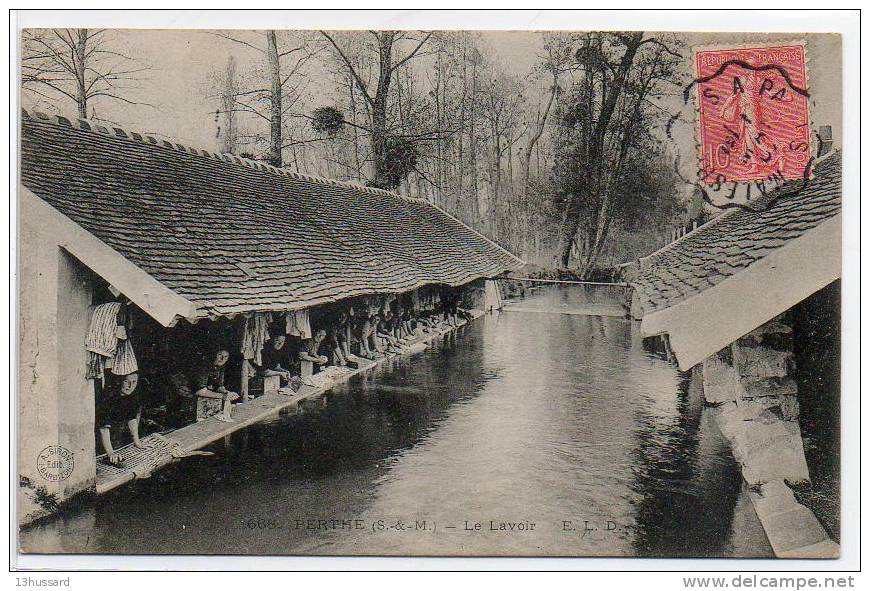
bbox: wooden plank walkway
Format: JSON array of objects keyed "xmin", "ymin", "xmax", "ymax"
[{"xmin": 95, "ymin": 310, "xmax": 484, "ymax": 494}]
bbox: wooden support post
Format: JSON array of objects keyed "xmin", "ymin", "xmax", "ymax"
[
  {"xmin": 241, "ymin": 358, "xmax": 250, "ymax": 401},
  {"xmin": 662, "ymin": 334, "xmax": 675, "ymax": 364}
]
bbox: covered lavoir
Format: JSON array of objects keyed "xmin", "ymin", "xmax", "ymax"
[
  {"xmin": 626, "ymin": 149, "xmax": 842, "ymax": 558},
  {"xmin": 17, "ymin": 109, "xmax": 522, "ymax": 525}
]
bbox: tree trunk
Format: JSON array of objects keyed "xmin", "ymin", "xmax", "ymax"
[
  {"xmin": 522, "ymin": 68, "xmax": 558, "ymax": 195},
  {"xmin": 557, "ymin": 32, "xmax": 644, "ymax": 274},
  {"xmin": 266, "ymin": 30, "xmax": 282, "ymax": 167},
  {"xmin": 74, "ymin": 29, "xmax": 88, "ymax": 119},
  {"xmin": 456, "ymin": 36, "xmax": 467, "ymax": 214},
  {"xmin": 220, "ymin": 56, "xmax": 238, "ymax": 154},
  {"xmin": 369, "ymin": 32, "xmax": 394, "ymax": 188},
  {"xmin": 557, "ymin": 196, "xmax": 582, "ymax": 268},
  {"xmin": 371, "ymin": 101, "xmax": 388, "ymax": 187},
  {"xmin": 469, "ymin": 56, "xmax": 480, "ymax": 225}
]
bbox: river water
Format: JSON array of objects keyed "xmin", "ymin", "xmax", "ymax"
[{"xmin": 21, "ymin": 286, "xmax": 772, "ymax": 557}]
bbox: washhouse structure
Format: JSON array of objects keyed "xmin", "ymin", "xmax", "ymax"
[
  {"xmin": 17, "ymin": 109, "xmax": 522, "ymax": 525},
  {"xmin": 627, "ymin": 149, "xmax": 842, "ymax": 558}
]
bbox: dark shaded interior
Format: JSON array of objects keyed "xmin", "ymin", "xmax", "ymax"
[{"xmin": 791, "ymin": 279, "xmax": 841, "ymax": 542}]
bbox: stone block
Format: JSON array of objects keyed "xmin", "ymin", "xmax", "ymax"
[
  {"xmin": 745, "ymin": 480, "xmax": 838, "ymax": 558},
  {"xmin": 744, "ymin": 397, "xmax": 800, "ymax": 424},
  {"xmin": 702, "ymin": 356, "xmax": 739, "ymax": 404},
  {"xmin": 714, "ymin": 403, "xmax": 746, "ymax": 443},
  {"xmin": 734, "ymin": 345, "xmax": 792, "ymax": 379},
  {"xmin": 747, "ymin": 315, "xmax": 793, "ymax": 337},
  {"xmin": 740, "ymin": 376, "xmax": 798, "ymax": 399},
  {"xmin": 763, "ymin": 505, "xmax": 830, "ymax": 554},
  {"xmin": 750, "ymin": 481, "xmax": 800, "ymax": 521},
  {"xmin": 743, "ymin": 418, "xmax": 798, "ymax": 448},
  {"xmin": 756, "ymin": 406, "xmax": 785, "ymax": 424},
  {"xmin": 741, "ymin": 431, "xmax": 810, "ymax": 483},
  {"xmin": 779, "ymin": 539, "xmax": 840, "ymax": 559},
  {"xmin": 758, "ymin": 331, "xmax": 794, "ymax": 352},
  {"xmin": 733, "ymin": 397, "xmax": 777, "ymax": 419},
  {"xmin": 778, "ymin": 394, "xmax": 801, "ymax": 421},
  {"xmin": 737, "ymin": 324, "xmax": 793, "ymax": 349}
]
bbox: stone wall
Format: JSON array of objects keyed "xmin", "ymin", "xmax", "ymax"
[
  {"xmin": 19, "ymin": 195, "xmax": 96, "ymax": 526},
  {"xmin": 701, "ymin": 312, "xmax": 838, "ymax": 558}
]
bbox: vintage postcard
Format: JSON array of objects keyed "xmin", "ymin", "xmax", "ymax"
[{"xmin": 13, "ymin": 13, "xmax": 850, "ymax": 567}]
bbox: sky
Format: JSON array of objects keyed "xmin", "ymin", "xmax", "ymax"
[{"xmin": 20, "ymin": 29, "xmax": 547, "ymax": 151}]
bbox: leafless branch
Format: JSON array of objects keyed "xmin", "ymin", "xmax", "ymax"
[
  {"xmin": 210, "ymin": 31, "xmax": 265, "ymax": 54},
  {"xmin": 638, "ymin": 37, "xmax": 683, "ymax": 59},
  {"xmin": 319, "ymin": 30, "xmax": 374, "ymax": 107},
  {"xmin": 391, "ymin": 32, "xmax": 435, "ymax": 71},
  {"xmin": 88, "ymin": 92, "xmax": 156, "ymax": 108}
]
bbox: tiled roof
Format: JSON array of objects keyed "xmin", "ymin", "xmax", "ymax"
[
  {"xmin": 20, "ymin": 109, "xmax": 523, "ymax": 318},
  {"xmin": 630, "ymin": 151, "xmax": 841, "ymax": 316}
]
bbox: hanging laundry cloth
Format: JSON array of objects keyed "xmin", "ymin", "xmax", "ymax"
[
  {"xmin": 411, "ymin": 290, "xmax": 421, "ymax": 309},
  {"xmin": 241, "ymin": 312, "xmax": 272, "ymax": 366},
  {"xmin": 111, "ymin": 336, "xmax": 139, "ymax": 376},
  {"xmin": 85, "ymin": 302, "xmax": 123, "ymax": 357},
  {"xmin": 85, "ymin": 301, "xmax": 138, "ymax": 378},
  {"xmin": 298, "ymin": 309, "xmax": 311, "ymax": 338},
  {"xmin": 285, "ymin": 309, "xmax": 312, "ymax": 339},
  {"xmin": 86, "ymin": 352, "xmax": 105, "ymax": 381},
  {"xmin": 301, "ymin": 310, "xmax": 311, "ymax": 338},
  {"xmin": 284, "ymin": 311, "xmax": 297, "ymax": 336}
]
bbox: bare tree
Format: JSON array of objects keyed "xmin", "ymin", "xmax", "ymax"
[
  {"xmin": 297, "ymin": 30, "xmax": 682, "ymax": 269},
  {"xmin": 21, "ymin": 28, "xmax": 151, "ymax": 119},
  {"xmin": 500, "ymin": 34, "xmax": 575, "ymax": 259},
  {"xmin": 212, "ymin": 30, "xmax": 316, "ymax": 167},
  {"xmin": 552, "ymin": 32, "xmax": 682, "ymax": 273},
  {"xmin": 319, "ymin": 30, "xmax": 434, "ymax": 189},
  {"xmin": 216, "ymin": 56, "xmax": 240, "ymax": 154},
  {"xmin": 521, "ymin": 33, "xmax": 575, "ymax": 195},
  {"xmin": 477, "ymin": 72, "xmax": 526, "ymax": 241}
]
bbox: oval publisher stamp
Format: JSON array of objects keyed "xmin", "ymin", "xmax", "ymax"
[{"xmin": 36, "ymin": 445, "xmax": 75, "ymax": 482}]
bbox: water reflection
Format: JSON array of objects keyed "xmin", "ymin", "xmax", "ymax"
[{"xmin": 20, "ymin": 286, "xmax": 771, "ymax": 557}]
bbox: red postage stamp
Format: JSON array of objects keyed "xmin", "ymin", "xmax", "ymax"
[{"xmin": 695, "ymin": 44, "xmax": 811, "ymax": 185}]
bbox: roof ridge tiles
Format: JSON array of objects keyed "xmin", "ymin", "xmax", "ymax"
[
  {"xmin": 21, "ymin": 106, "xmax": 429, "ymax": 204},
  {"xmin": 630, "ymin": 149, "xmax": 841, "ymax": 316},
  {"xmin": 639, "ymin": 150, "xmax": 840, "ymax": 265}
]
